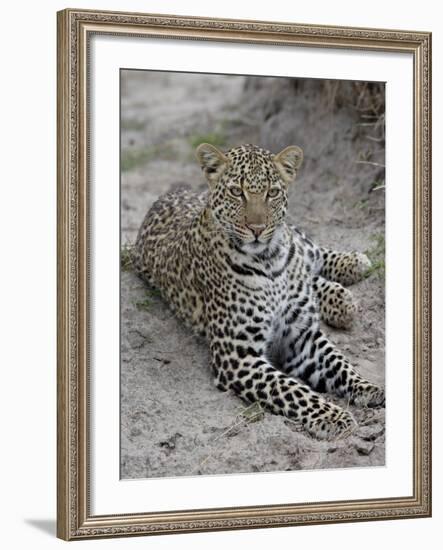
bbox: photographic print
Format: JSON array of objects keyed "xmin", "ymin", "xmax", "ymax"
[
  {"xmin": 120, "ymin": 70, "xmax": 386, "ymax": 480},
  {"xmin": 57, "ymin": 9, "xmax": 431, "ymax": 539}
]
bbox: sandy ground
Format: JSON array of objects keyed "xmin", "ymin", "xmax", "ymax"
[{"xmin": 120, "ymin": 71, "xmax": 385, "ymax": 479}]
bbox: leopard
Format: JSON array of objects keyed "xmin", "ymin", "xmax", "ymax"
[{"xmin": 132, "ymin": 143, "xmax": 385, "ymax": 440}]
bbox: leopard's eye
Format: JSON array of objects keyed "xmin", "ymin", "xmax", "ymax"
[
  {"xmin": 229, "ymin": 186, "xmax": 243, "ymax": 198},
  {"xmin": 268, "ymin": 188, "xmax": 281, "ymax": 198}
]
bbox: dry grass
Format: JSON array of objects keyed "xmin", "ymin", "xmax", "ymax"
[{"xmin": 121, "ymin": 243, "xmax": 134, "ymax": 271}]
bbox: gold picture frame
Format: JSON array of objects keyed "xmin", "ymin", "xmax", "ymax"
[{"xmin": 57, "ymin": 8, "xmax": 431, "ymax": 540}]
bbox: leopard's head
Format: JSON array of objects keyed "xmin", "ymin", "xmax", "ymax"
[{"xmin": 196, "ymin": 143, "xmax": 303, "ymax": 247}]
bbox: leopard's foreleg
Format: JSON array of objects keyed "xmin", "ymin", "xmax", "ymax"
[
  {"xmin": 282, "ymin": 322, "xmax": 384, "ymax": 408},
  {"xmin": 210, "ymin": 326, "xmax": 356, "ymax": 441}
]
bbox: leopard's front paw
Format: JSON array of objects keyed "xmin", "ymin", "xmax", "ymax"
[
  {"xmin": 351, "ymin": 382, "xmax": 385, "ymax": 408},
  {"xmin": 306, "ymin": 404, "xmax": 356, "ymax": 441}
]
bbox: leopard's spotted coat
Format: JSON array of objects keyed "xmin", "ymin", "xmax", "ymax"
[{"xmin": 133, "ymin": 143, "xmax": 384, "ymax": 440}]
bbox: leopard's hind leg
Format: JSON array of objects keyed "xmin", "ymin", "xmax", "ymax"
[
  {"xmin": 319, "ymin": 248, "xmax": 372, "ymax": 286},
  {"xmin": 312, "ymin": 275, "xmax": 357, "ymax": 329}
]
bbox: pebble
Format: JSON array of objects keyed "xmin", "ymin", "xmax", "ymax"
[{"xmin": 354, "ymin": 440, "xmax": 375, "ymax": 455}]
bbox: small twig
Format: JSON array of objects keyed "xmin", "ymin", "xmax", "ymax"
[
  {"xmin": 195, "ymin": 405, "xmax": 265, "ymax": 472},
  {"xmin": 357, "ymin": 122, "xmax": 380, "ymax": 127},
  {"xmin": 195, "ymin": 417, "xmax": 249, "ymax": 472},
  {"xmin": 365, "ymin": 135, "xmax": 385, "ymax": 143},
  {"xmin": 304, "ymin": 216, "xmax": 321, "ymax": 225},
  {"xmin": 150, "ymin": 351, "xmax": 195, "ymax": 357},
  {"xmin": 355, "ymin": 160, "xmax": 386, "ymax": 168}
]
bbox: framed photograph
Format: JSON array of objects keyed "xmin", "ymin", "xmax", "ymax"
[{"xmin": 57, "ymin": 8, "xmax": 431, "ymax": 540}]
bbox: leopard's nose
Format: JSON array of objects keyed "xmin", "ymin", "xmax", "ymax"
[{"xmin": 246, "ymin": 223, "xmax": 266, "ymax": 237}]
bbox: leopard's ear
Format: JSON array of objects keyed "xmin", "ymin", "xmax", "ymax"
[
  {"xmin": 274, "ymin": 145, "xmax": 303, "ymax": 184},
  {"xmin": 195, "ymin": 143, "xmax": 229, "ymax": 188}
]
